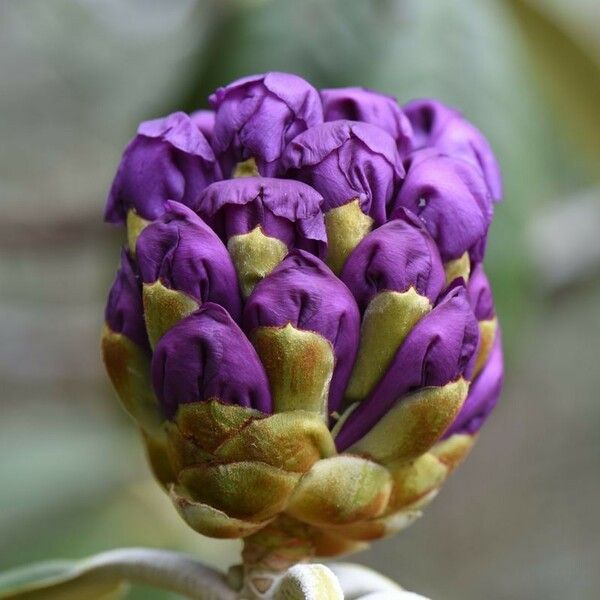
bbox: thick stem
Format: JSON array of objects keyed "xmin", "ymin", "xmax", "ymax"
[{"xmin": 240, "ymin": 516, "xmax": 316, "ymax": 599}]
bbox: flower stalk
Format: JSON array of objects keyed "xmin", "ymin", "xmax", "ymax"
[{"xmin": 240, "ymin": 516, "xmax": 316, "ymax": 599}]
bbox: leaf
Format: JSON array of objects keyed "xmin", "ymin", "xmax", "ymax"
[
  {"xmin": 0, "ymin": 548, "xmax": 236, "ymax": 600},
  {"xmin": 504, "ymin": 0, "xmax": 600, "ymax": 176},
  {"xmin": 0, "ymin": 560, "xmax": 125, "ymax": 600}
]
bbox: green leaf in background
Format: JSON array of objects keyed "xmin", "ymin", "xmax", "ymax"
[
  {"xmin": 0, "ymin": 549, "xmax": 237, "ymax": 600},
  {"xmin": 0, "ymin": 560, "xmax": 126, "ymax": 600},
  {"xmin": 505, "ymin": 0, "xmax": 600, "ymax": 182}
]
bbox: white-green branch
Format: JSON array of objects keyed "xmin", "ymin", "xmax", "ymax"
[{"xmin": 0, "ymin": 548, "xmax": 430, "ymax": 600}]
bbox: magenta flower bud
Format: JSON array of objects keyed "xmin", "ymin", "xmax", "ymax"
[
  {"xmin": 151, "ymin": 303, "xmax": 272, "ymax": 419},
  {"xmin": 243, "ymin": 250, "xmax": 360, "ymax": 414},
  {"xmin": 135, "ymin": 201, "xmax": 242, "ymax": 322},
  {"xmin": 105, "ymin": 112, "xmax": 221, "ymax": 224},
  {"xmin": 195, "ymin": 177, "xmax": 326, "ymax": 255},
  {"xmin": 392, "ymin": 150, "xmax": 492, "ymax": 262},
  {"xmin": 209, "ymin": 72, "xmax": 323, "ymax": 177},
  {"xmin": 190, "ymin": 109, "xmax": 215, "ymax": 142},
  {"xmin": 282, "ymin": 120, "xmax": 404, "ymax": 226},
  {"xmin": 444, "ymin": 331, "xmax": 503, "ymax": 437},
  {"xmin": 340, "ymin": 208, "xmax": 445, "ymax": 312},
  {"xmin": 104, "ymin": 249, "xmax": 150, "ymax": 352},
  {"xmin": 404, "ymin": 98, "xmax": 502, "ymax": 201},
  {"xmin": 335, "ymin": 283, "xmax": 479, "ymax": 450},
  {"xmin": 320, "ymin": 87, "xmax": 413, "ymax": 154}
]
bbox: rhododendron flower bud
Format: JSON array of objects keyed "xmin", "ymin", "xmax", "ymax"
[
  {"xmin": 152, "ymin": 303, "xmax": 272, "ymax": 419},
  {"xmin": 339, "ymin": 209, "xmax": 446, "ymax": 403},
  {"xmin": 101, "ymin": 72, "xmax": 504, "ymax": 562},
  {"xmin": 393, "ymin": 150, "xmax": 493, "ymax": 267},
  {"xmin": 105, "ymin": 112, "xmax": 221, "ymax": 251},
  {"xmin": 104, "ymin": 249, "xmax": 150, "ymax": 353},
  {"xmin": 135, "ymin": 201, "xmax": 242, "ymax": 346},
  {"xmin": 283, "ymin": 120, "xmax": 404, "ymax": 272},
  {"xmin": 195, "ymin": 177, "xmax": 326, "ymax": 296},
  {"xmin": 243, "ymin": 250, "xmax": 360, "ymax": 416},
  {"xmin": 210, "ymin": 72, "xmax": 323, "ymax": 177},
  {"xmin": 320, "ymin": 87, "xmax": 413, "ymax": 154},
  {"xmin": 441, "ymin": 264, "xmax": 503, "ymax": 441},
  {"xmin": 335, "ymin": 283, "xmax": 479, "ymax": 456},
  {"xmin": 404, "ymin": 98, "xmax": 502, "ymax": 201}
]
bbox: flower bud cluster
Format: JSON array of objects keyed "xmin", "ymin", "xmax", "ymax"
[{"xmin": 102, "ymin": 73, "xmax": 503, "ymax": 552}]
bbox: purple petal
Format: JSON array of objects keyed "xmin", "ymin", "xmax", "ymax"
[
  {"xmin": 404, "ymin": 99, "xmax": 502, "ymax": 201},
  {"xmin": 444, "ymin": 330, "xmax": 503, "ymax": 436},
  {"xmin": 283, "ymin": 120, "xmax": 404, "ymax": 225},
  {"xmin": 152, "ymin": 303, "xmax": 272, "ymax": 419},
  {"xmin": 392, "ymin": 150, "xmax": 492, "ymax": 262},
  {"xmin": 340, "ymin": 208, "xmax": 445, "ymax": 312},
  {"xmin": 209, "ymin": 72, "xmax": 323, "ymax": 176},
  {"xmin": 135, "ymin": 201, "xmax": 242, "ymax": 321},
  {"xmin": 467, "ymin": 263, "xmax": 495, "ymax": 320},
  {"xmin": 195, "ymin": 177, "xmax": 326, "ymax": 256},
  {"xmin": 320, "ymin": 87, "xmax": 413, "ymax": 154},
  {"xmin": 243, "ymin": 250, "xmax": 360, "ymax": 413},
  {"xmin": 190, "ymin": 109, "xmax": 215, "ymax": 142},
  {"xmin": 335, "ymin": 283, "xmax": 479, "ymax": 451},
  {"xmin": 105, "ymin": 249, "xmax": 150, "ymax": 351},
  {"xmin": 105, "ymin": 112, "xmax": 221, "ymax": 224}
]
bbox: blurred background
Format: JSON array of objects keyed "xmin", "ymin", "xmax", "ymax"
[{"xmin": 1, "ymin": 1, "xmax": 599, "ymax": 598}]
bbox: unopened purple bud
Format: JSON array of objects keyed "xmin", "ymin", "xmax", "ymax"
[
  {"xmin": 210, "ymin": 72, "xmax": 323, "ymax": 177},
  {"xmin": 444, "ymin": 330, "xmax": 503, "ymax": 437},
  {"xmin": 404, "ymin": 99, "xmax": 502, "ymax": 201},
  {"xmin": 104, "ymin": 249, "xmax": 150, "ymax": 351},
  {"xmin": 136, "ymin": 201, "xmax": 242, "ymax": 321},
  {"xmin": 467, "ymin": 263, "xmax": 495, "ymax": 320},
  {"xmin": 335, "ymin": 283, "xmax": 479, "ymax": 450},
  {"xmin": 320, "ymin": 87, "xmax": 413, "ymax": 154},
  {"xmin": 340, "ymin": 208, "xmax": 445, "ymax": 312},
  {"xmin": 152, "ymin": 303, "xmax": 272, "ymax": 419},
  {"xmin": 195, "ymin": 177, "xmax": 326, "ymax": 255},
  {"xmin": 393, "ymin": 150, "xmax": 492, "ymax": 262},
  {"xmin": 283, "ymin": 120, "xmax": 404, "ymax": 226},
  {"xmin": 105, "ymin": 112, "xmax": 221, "ymax": 224},
  {"xmin": 243, "ymin": 250, "xmax": 360, "ymax": 413}
]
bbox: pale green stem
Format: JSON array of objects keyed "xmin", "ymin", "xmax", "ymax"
[{"xmin": 79, "ymin": 548, "xmax": 237, "ymax": 599}]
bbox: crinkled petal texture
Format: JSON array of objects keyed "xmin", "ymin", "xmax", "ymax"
[
  {"xmin": 210, "ymin": 72, "xmax": 323, "ymax": 177},
  {"xmin": 105, "ymin": 112, "xmax": 221, "ymax": 223},
  {"xmin": 282, "ymin": 120, "xmax": 404, "ymax": 224},
  {"xmin": 321, "ymin": 87, "xmax": 413, "ymax": 154},
  {"xmin": 393, "ymin": 150, "xmax": 493, "ymax": 262},
  {"xmin": 195, "ymin": 177, "xmax": 326, "ymax": 254},
  {"xmin": 404, "ymin": 98, "xmax": 502, "ymax": 201},
  {"xmin": 136, "ymin": 201, "xmax": 242, "ymax": 320},
  {"xmin": 105, "ymin": 249, "xmax": 150, "ymax": 351},
  {"xmin": 243, "ymin": 250, "xmax": 360, "ymax": 413},
  {"xmin": 102, "ymin": 72, "xmax": 504, "ymax": 550},
  {"xmin": 151, "ymin": 303, "xmax": 272, "ymax": 419}
]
